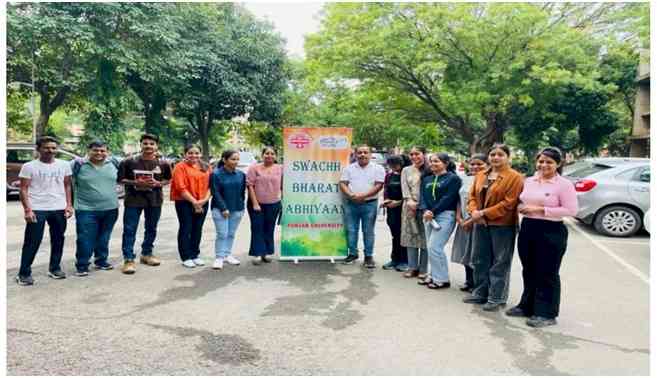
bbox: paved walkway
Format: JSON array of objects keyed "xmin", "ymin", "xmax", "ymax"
[{"xmin": 6, "ymin": 199, "xmax": 650, "ymax": 375}]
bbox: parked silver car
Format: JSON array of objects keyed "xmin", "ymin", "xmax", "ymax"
[
  {"xmin": 209, "ymin": 151, "xmax": 258, "ymax": 173},
  {"xmin": 563, "ymin": 158, "xmax": 650, "ymax": 237},
  {"xmin": 237, "ymin": 151, "xmax": 257, "ymax": 173}
]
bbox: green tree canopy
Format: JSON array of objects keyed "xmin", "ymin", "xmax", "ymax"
[
  {"xmin": 8, "ymin": 3, "xmax": 289, "ymax": 157},
  {"xmin": 170, "ymin": 3, "xmax": 288, "ymax": 159},
  {"xmin": 8, "ymin": 3, "xmax": 97, "ymax": 137},
  {"xmin": 305, "ymin": 3, "xmax": 623, "ymax": 154}
]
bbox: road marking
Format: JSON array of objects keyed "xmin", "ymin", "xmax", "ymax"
[
  {"xmin": 590, "ymin": 239, "xmax": 650, "ymax": 246},
  {"xmin": 565, "ymin": 218, "xmax": 649, "ymax": 285}
]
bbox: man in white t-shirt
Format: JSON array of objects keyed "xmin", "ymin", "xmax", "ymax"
[
  {"xmin": 339, "ymin": 145, "xmax": 386, "ymax": 269},
  {"xmin": 16, "ymin": 136, "xmax": 73, "ymax": 285}
]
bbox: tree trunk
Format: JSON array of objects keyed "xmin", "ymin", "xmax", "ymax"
[
  {"xmin": 144, "ymin": 92, "xmax": 167, "ymax": 134},
  {"xmin": 469, "ymin": 111, "xmax": 506, "ymax": 154},
  {"xmin": 523, "ymin": 147, "xmax": 537, "ymax": 175},
  {"xmin": 183, "ymin": 133, "xmax": 193, "ymax": 147},
  {"xmin": 35, "ymin": 85, "xmax": 69, "ymax": 139},
  {"xmin": 201, "ymin": 136, "xmax": 211, "ymax": 162},
  {"xmin": 126, "ymin": 71, "xmax": 167, "ymax": 134},
  {"xmin": 36, "ymin": 111, "xmax": 50, "ymax": 139},
  {"xmin": 36, "ymin": 84, "xmax": 50, "ymax": 138},
  {"xmin": 197, "ymin": 111, "xmax": 211, "ymax": 162}
]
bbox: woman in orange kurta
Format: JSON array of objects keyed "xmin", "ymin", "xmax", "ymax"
[{"xmin": 171, "ymin": 145, "xmax": 212, "ymax": 268}]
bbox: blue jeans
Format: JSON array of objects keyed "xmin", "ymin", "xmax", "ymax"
[
  {"xmin": 407, "ymin": 247, "xmax": 428, "ymax": 274},
  {"xmin": 212, "ymin": 208, "xmax": 244, "ymax": 258},
  {"xmin": 121, "ymin": 206, "xmax": 162, "ymax": 260},
  {"xmin": 19, "ymin": 210, "xmax": 67, "ymax": 277},
  {"xmin": 343, "ymin": 200, "xmax": 378, "ymax": 257},
  {"xmin": 425, "ymin": 211, "xmax": 456, "ymax": 284},
  {"xmin": 75, "ymin": 209, "xmax": 119, "ymax": 270}
]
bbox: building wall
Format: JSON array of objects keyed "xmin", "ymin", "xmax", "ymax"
[{"xmin": 630, "ymin": 50, "xmax": 650, "ymax": 158}]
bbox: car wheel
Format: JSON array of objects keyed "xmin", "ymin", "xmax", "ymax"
[{"xmin": 594, "ymin": 206, "xmax": 642, "ymax": 237}]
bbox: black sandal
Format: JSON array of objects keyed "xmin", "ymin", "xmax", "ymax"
[
  {"xmin": 418, "ymin": 278, "xmax": 432, "ymax": 286},
  {"xmin": 428, "ymin": 282, "xmax": 451, "ymax": 289}
]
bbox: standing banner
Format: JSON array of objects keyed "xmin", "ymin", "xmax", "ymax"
[{"xmin": 280, "ymin": 127, "xmax": 352, "ymax": 260}]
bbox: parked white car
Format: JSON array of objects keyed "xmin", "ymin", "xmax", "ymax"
[{"xmin": 563, "ymin": 158, "xmax": 650, "ymax": 237}]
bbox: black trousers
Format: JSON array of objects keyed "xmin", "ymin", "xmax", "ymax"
[
  {"xmin": 248, "ymin": 201, "xmax": 281, "ymax": 257},
  {"xmin": 517, "ymin": 218, "xmax": 568, "ymax": 318},
  {"xmin": 19, "ymin": 210, "xmax": 67, "ymax": 276},
  {"xmin": 174, "ymin": 201, "xmax": 208, "ymax": 261},
  {"xmin": 465, "ymin": 265, "xmax": 474, "ymax": 287},
  {"xmin": 386, "ymin": 206, "xmax": 407, "ymax": 264}
]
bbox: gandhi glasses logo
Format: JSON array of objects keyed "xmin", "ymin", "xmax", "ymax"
[
  {"xmin": 318, "ymin": 135, "xmax": 348, "ymax": 149},
  {"xmin": 288, "ymin": 132, "xmax": 313, "ymax": 149}
]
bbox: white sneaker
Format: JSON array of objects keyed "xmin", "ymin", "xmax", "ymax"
[
  {"xmin": 213, "ymin": 258, "xmax": 224, "ymax": 270},
  {"xmin": 182, "ymin": 259, "xmax": 196, "ymax": 268},
  {"xmin": 192, "ymin": 258, "xmax": 205, "ymax": 266},
  {"xmin": 225, "ymin": 255, "xmax": 241, "ymax": 265}
]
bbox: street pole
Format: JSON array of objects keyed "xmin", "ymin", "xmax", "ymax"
[{"xmin": 31, "ymin": 50, "xmax": 37, "ymax": 144}]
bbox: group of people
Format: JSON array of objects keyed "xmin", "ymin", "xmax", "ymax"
[
  {"xmin": 15, "ymin": 134, "xmax": 283, "ymax": 282},
  {"xmin": 351, "ymin": 144, "xmax": 577, "ymax": 328},
  {"xmin": 16, "ymin": 135, "xmax": 577, "ymax": 328}
]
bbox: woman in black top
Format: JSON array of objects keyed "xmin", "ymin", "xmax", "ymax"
[
  {"xmin": 381, "ymin": 155, "xmax": 409, "ymax": 271},
  {"xmin": 418, "ymin": 153, "xmax": 462, "ymax": 289}
]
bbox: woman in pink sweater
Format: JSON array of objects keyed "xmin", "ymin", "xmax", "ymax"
[
  {"xmin": 246, "ymin": 147, "xmax": 283, "ymax": 265},
  {"xmin": 506, "ymin": 147, "xmax": 578, "ymax": 328}
]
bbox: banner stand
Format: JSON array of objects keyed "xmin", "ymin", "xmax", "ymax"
[
  {"xmin": 279, "ymin": 127, "xmax": 353, "ymax": 262},
  {"xmin": 278, "ymin": 256, "xmax": 342, "ymax": 264}
]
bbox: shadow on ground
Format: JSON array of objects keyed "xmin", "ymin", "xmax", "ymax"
[
  {"xmin": 8, "ymin": 258, "xmax": 379, "ymax": 332},
  {"xmin": 470, "ymin": 306, "xmax": 649, "ymax": 375}
]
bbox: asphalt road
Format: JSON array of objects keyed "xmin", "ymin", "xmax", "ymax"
[{"xmin": 5, "ymin": 196, "xmax": 650, "ymax": 375}]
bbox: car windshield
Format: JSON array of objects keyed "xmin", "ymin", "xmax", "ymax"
[
  {"xmin": 239, "ymin": 152, "xmax": 257, "ymax": 165},
  {"xmin": 563, "ymin": 161, "xmax": 612, "ymax": 178},
  {"xmin": 7, "ymin": 149, "xmax": 35, "ymax": 163}
]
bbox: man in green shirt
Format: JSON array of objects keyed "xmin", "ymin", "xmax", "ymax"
[{"xmin": 72, "ymin": 140, "xmax": 120, "ymax": 276}]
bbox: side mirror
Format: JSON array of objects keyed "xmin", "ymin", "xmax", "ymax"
[{"xmin": 640, "ymin": 172, "xmax": 650, "ymax": 183}]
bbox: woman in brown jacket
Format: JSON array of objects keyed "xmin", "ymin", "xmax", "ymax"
[{"xmin": 462, "ymin": 144, "xmax": 524, "ymax": 312}]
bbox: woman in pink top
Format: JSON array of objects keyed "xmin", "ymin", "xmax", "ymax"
[
  {"xmin": 247, "ymin": 146, "xmax": 283, "ymax": 265},
  {"xmin": 506, "ymin": 147, "xmax": 578, "ymax": 328}
]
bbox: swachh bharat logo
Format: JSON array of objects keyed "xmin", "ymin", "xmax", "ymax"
[
  {"xmin": 318, "ymin": 135, "xmax": 349, "ymax": 149},
  {"xmin": 288, "ymin": 132, "xmax": 313, "ymax": 149}
]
